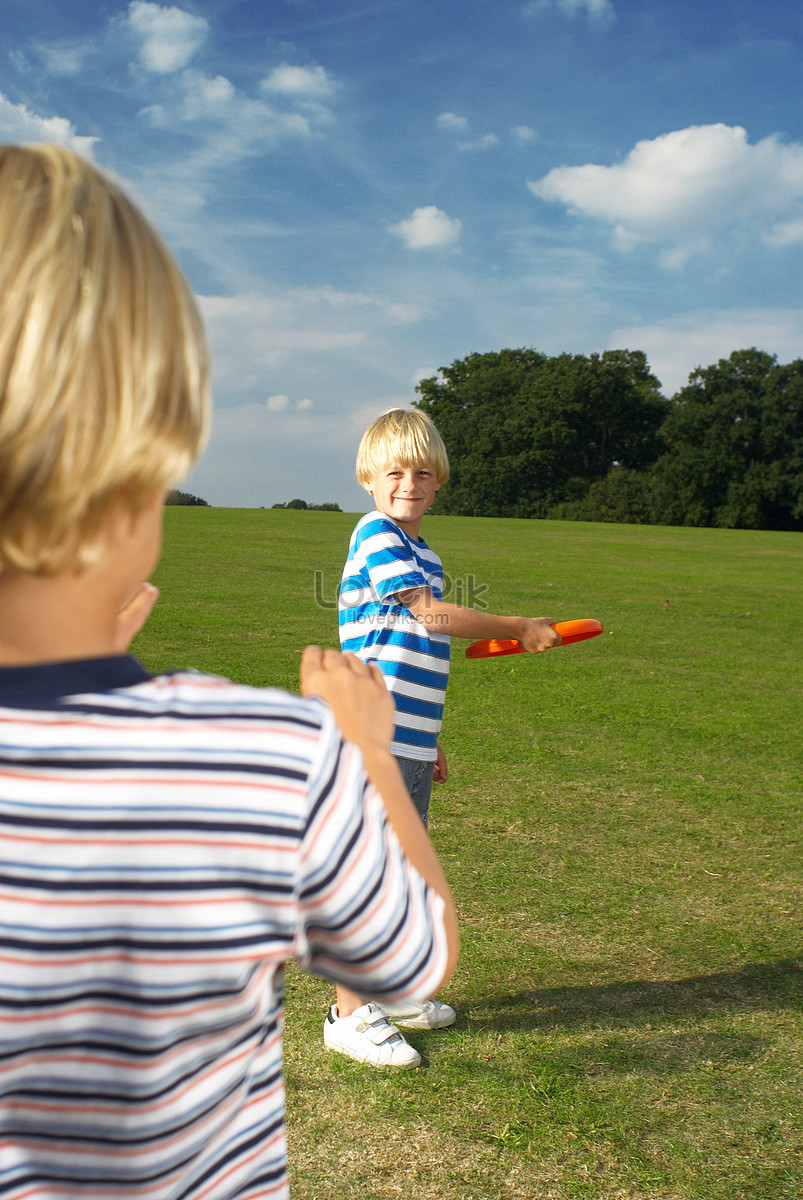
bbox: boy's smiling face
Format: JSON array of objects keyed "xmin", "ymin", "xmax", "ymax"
[{"xmin": 367, "ymin": 461, "xmax": 440, "ymax": 537}]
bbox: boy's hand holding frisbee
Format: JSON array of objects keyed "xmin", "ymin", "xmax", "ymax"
[
  {"xmin": 466, "ymin": 618, "xmax": 603, "ymax": 659},
  {"xmin": 515, "ymin": 616, "xmax": 563, "ymax": 654}
]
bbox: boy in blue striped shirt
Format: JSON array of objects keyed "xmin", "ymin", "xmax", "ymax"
[{"xmin": 324, "ymin": 408, "xmax": 561, "ymax": 1067}]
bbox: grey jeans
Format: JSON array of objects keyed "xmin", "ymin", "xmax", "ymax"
[{"xmin": 396, "ymin": 755, "xmax": 435, "ymax": 827}]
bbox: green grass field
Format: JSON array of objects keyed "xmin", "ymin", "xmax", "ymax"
[{"xmin": 134, "ymin": 508, "xmax": 802, "ymax": 1200}]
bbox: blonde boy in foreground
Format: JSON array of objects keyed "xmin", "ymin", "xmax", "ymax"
[
  {"xmin": 0, "ymin": 144, "xmax": 457, "ymax": 1198},
  {"xmin": 323, "ymin": 408, "xmax": 559, "ymax": 1067}
]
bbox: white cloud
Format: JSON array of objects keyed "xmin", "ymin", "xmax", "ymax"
[
  {"xmin": 265, "ymin": 393, "xmax": 312, "ymax": 414},
  {"xmin": 148, "ymin": 77, "xmax": 314, "ymax": 141},
  {"xmin": 412, "ymin": 367, "xmax": 437, "ymax": 387},
  {"xmin": 460, "ymin": 133, "xmax": 500, "ymax": 151},
  {"xmin": 529, "ymin": 124, "xmax": 803, "ymax": 262},
  {"xmin": 389, "ymin": 206, "xmax": 463, "ymax": 250},
  {"xmin": 609, "ymin": 307, "xmax": 803, "ymax": 396},
  {"xmin": 202, "ymin": 294, "xmax": 367, "ymax": 392},
  {"xmin": 763, "ymin": 218, "xmax": 803, "ymax": 248},
  {"xmin": 198, "ymin": 288, "xmax": 425, "ymax": 398},
  {"xmin": 181, "ymin": 396, "xmax": 397, "ymax": 510},
  {"xmin": 524, "ymin": 0, "xmax": 615, "ymax": 26},
  {"xmin": 126, "ymin": 1, "xmax": 208, "ymax": 74},
  {"xmin": 437, "ymin": 113, "xmax": 499, "ymax": 150},
  {"xmin": 261, "ymin": 64, "xmax": 335, "ymax": 100},
  {"xmin": 0, "ymin": 91, "xmax": 98, "ymax": 155},
  {"xmin": 171, "ymin": 70, "xmax": 237, "ymax": 120},
  {"xmin": 131, "ymin": 66, "xmax": 331, "ymax": 223},
  {"xmin": 178, "ymin": 285, "xmax": 435, "ymax": 507},
  {"xmin": 513, "ymin": 125, "xmax": 538, "ymax": 143},
  {"xmin": 656, "ymin": 239, "xmax": 710, "ymax": 271},
  {"xmin": 257, "ymin": 64, "xmax": 336, "ymax": 128},
  {"xmin": 35, "ymin": 43, "xmax": 87, "ymax": 77},
  {"xmin": 437, "ymin": 112, "xmax": 469, "ymax": 131}
]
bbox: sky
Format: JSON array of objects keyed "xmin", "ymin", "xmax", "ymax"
[{"xmin": 2, "ymin": 0, "xmax": 801, "ymax": 511}]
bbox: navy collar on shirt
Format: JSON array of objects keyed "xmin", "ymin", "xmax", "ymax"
[{"xmin": 0, "ymin": 656, "xmax": 151, "ymax": 708}]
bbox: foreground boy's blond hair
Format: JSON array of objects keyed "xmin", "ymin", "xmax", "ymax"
[
  {"xmin": 356, "ymin": 407, "xmax": 450, "ymax": 492},
  {"xmin": 0, "ymin": 143, "xmax": 210, "ymax": 574}
]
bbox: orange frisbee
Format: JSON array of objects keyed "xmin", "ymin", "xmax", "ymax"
[{"xmin": 465, "ymin": 618, "xmax": 603, "ymax": 659}]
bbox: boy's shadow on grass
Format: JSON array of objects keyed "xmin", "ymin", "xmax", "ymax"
[{"xmin": 464, "ymin": 958, "xmax": 802, "ymax": 1035}]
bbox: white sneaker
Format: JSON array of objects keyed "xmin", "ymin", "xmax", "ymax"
[
  {"xmin": 379, "ymin": 998, "xmax": 456, "ymax": 1030},
  {"xmin": 324, "ymin": 1003, "xmax": 421, "ymax": 1068}
]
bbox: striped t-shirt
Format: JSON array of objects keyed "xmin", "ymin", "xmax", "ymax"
[
  {"xmin": 338, "ymin": 511, "xmax": 450, "ymax": 762},
  {"xmin": 0, "ymin": 656, "xmax": 449, "ymax": 1199}
]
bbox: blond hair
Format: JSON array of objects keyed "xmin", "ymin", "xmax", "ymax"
[
  {"xmin": 356, "ymin": 408, "xmax": 449, "ymax": 492},
  {"xmin": 0, "ymin": 144, "xmax": 210, "ymax": 574}
]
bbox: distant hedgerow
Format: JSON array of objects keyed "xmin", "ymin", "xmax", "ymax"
[
  {"xmin": 271, "ymin": 500, "xmax": 341, "ymax": 511},
  {"xmin": 166, "ymin": 489, "xmax": 209, "ymax": 506}
]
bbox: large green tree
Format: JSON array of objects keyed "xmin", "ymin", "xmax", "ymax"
[
  {"xmin": 648, "ymin": 349, "xmax": 803, "ymax": 530},
  {"xmin": 414, "ymin": 348, "xmax": 668, "ymax": 517}
]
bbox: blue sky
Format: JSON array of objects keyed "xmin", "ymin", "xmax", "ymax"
[{"xmin": 2, "ymin": 0, "xmax": 801, "ymax": 509}]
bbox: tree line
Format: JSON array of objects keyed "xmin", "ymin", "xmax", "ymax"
[
  {"xmin": 413, "ymin": 348, "xmax": 802, "ymax": 531},
  {"xmin": 270, "ymin": 499, "xmax": 342, "ymax": 511},
  {"xmin": 166, "ymin": 489, "xmax": 209, "ymax": 506}
]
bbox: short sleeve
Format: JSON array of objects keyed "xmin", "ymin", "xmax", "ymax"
[
  {"xmin": 292, "ymin": 706, "xmax": 449, "ymax": 1001},
  {"xmin": 358, "ymin": 518, "xmax": 429, "ymax": 602}
]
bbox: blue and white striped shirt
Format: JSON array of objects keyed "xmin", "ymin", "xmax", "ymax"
[{"xmin": 338, "ymin": 512, "xmax": 450, "ymax": 762}]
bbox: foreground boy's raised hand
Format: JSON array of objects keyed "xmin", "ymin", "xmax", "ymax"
[
  {"xmin": 300, "ymin": 643, "xmax": 459, "ymax": 978},
  {"xmin": 300, "ymin": 645, "xmax": 395, "ymax": 754}
]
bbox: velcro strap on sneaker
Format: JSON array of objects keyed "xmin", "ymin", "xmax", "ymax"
[{"xmin": 356, "ymin": 1012, "xmax": 404, "ymax": 1046}]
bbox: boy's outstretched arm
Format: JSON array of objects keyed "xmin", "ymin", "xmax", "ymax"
[
  {"xmin": 299, "ymin": 645, "xmax": 459, "ymax": 980},
  {"xmin": 399, "ymin": 588, "xmax": 562, "ymax": 653}
]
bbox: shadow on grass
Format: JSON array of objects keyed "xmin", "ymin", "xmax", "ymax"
[{"xmin": 462, "ymin": 957, "xmax": 802, "ymax": 1034}]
